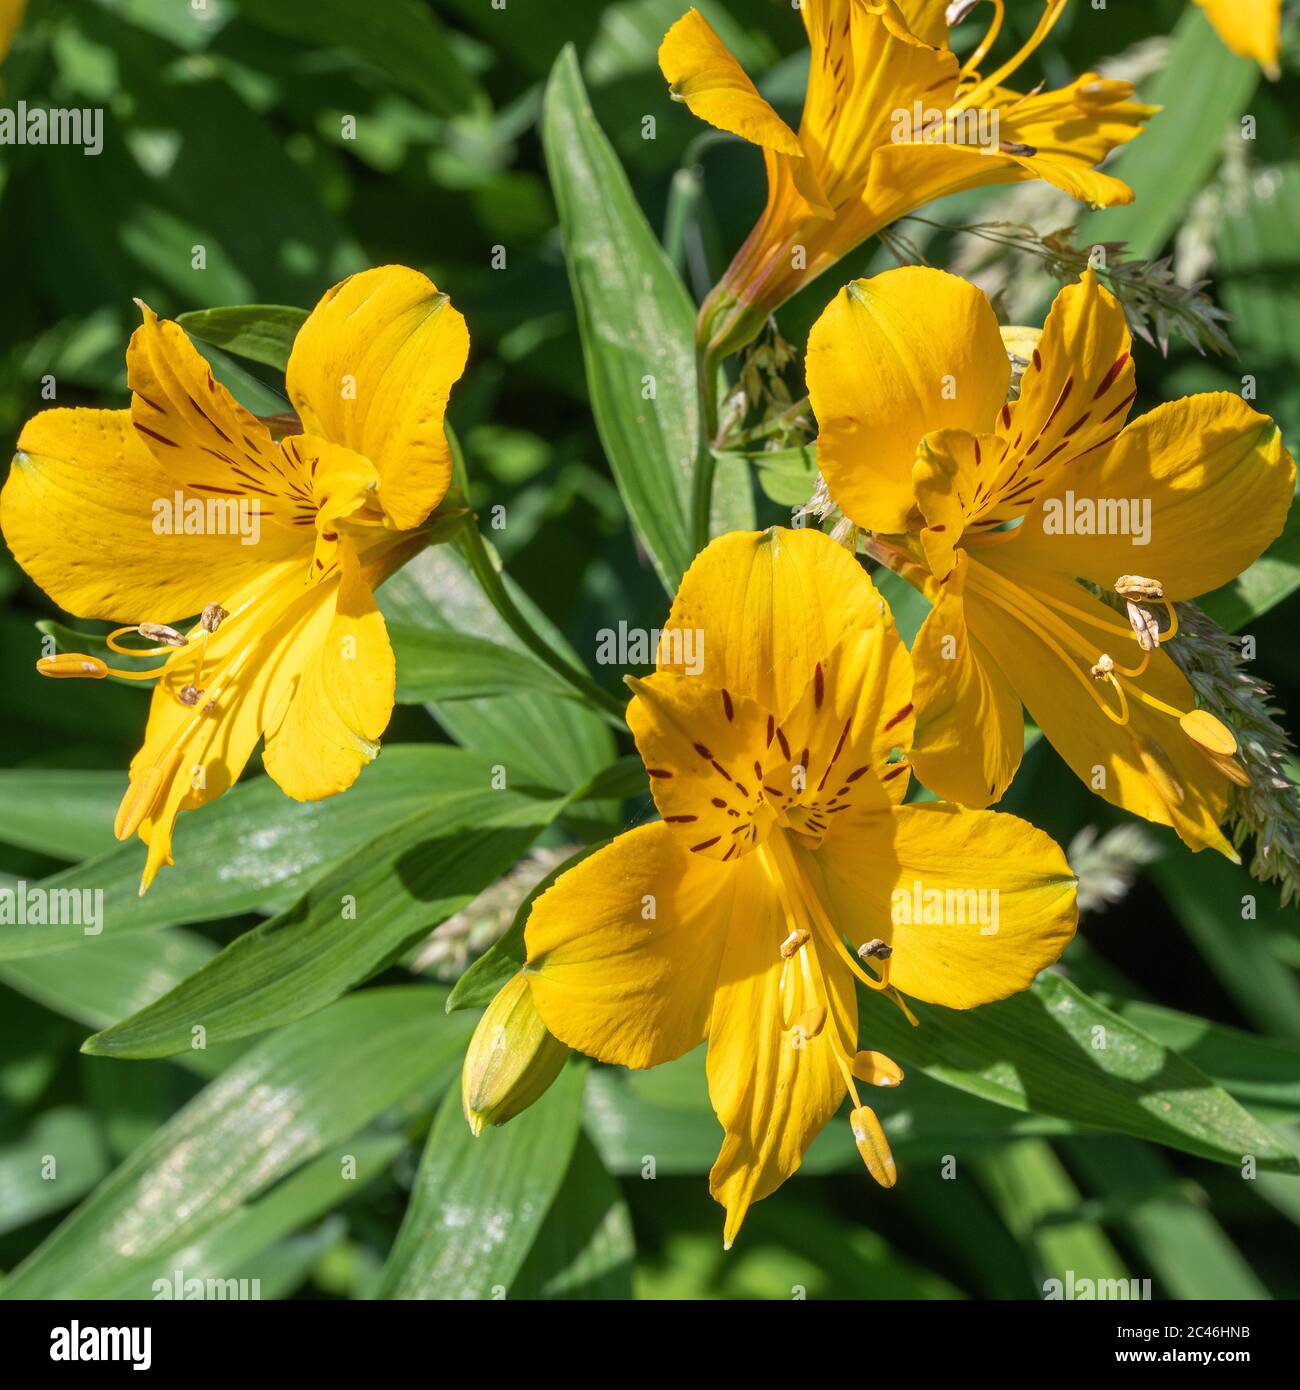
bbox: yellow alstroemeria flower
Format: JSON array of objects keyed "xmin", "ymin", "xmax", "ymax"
[
  {"xmin": 1, "ymin": 265, "xmax": 468, "ymax": 892},
  {"xmin": 0, "ymin": 0, "xmax": 24, "ymax": 65},
  {"xmin": 659, "ymin": 0, "xmax": 1155, "ymax": 363},
  {"xmin": 806, "ymin": 266, "xmax": 1295, "ymax": 856},
  {"xmin": 1194, "ymin": 0, "xmax": 1281, "ymax": 79},
  {"xmin": 522, "ymin": 528, "xmax": 1077, "ymax": 1244}
]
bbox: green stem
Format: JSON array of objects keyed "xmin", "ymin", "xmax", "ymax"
[
  {"xmin": 452, "ymin": 519, "xmax": 628, "ymax": 730},
  {"xmin": 691, "ymin": 345, "xmax": 722, "ymax": 553}
]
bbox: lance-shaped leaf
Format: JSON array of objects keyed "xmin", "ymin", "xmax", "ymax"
[{"xmin": 542, "ymin": 45, "xmax": 698, "ymax": 593}]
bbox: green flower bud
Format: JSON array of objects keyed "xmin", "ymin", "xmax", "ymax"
[{"xmin": 461, "ymin": 971, "xmax": 568, "ymax": 1135}]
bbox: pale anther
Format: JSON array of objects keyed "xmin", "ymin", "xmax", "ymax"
[
  {"xmin": 1126, "ymin": 599, "xmax": 1160, "ymax": 652},
  {"xmin": 779, "ymin": 928, "xmax": 810, "ymax": 959},
  {"xmin": 137, "ymin": 622, "xmax": 187, "ymax": 647},
  {"xmin": 201, "ymin": 603, "xmax": 228, "ymax": 633},
  {"xmin": 1115, "ymin": 575, "xmax": 1164, "ymax": 601}
]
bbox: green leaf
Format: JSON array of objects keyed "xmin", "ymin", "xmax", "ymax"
[
  {"xmin": 872, "ymin": 562, "xmax": 933, "ymax": 648},
  {"xmin": 583, "ymin": 1043, "xmax": 1070, "ymax": 1177},
  {"xmin": 1199, "ymin": 488, "xmax": 1300, "ymax": 632},
  {"xmin": 0, "ymin": 928, "xmax": 222, "ymax": 1076},
  {"xmin": 1075, "ymin": 7, "xmax": 1258, "ymax": 262},
  {"xmin": 1151, "ymin": 854, "xmax": 1300, "ymax": 1042},
  {"xmin": 1063, "ymin": 1136, "xmax": 1268, "ymax": 1299},
  {"xmin": 390, "ymin": 624, "xmax": 580, "ymax": 704},
  {"xmin": 859, "ymin": 973, "xmax": 1298, "ymax": 1171},
  {"xmin": 175, "ymin": 304, "xmax": 307, "ymax": 372},
  {"xmin": 975, "ymin": 1139, "xmax": 1128, "ymax": 1289},
  {"xmin": 542, "ymin": 44, "xmax": 697, "ymax": 593},
  {"xmin": 1097, "ymin": 996, "xmax": 1300, "ymax": 1122},
  {"xmin": 1215, "ymin": 158, "xmax": 1300, "ymax": 443},
  {"xmin": 82, "ymin": 816, "xmax": 545, "ymax": 1058},
  {"xmin": 374, "ymin": 1059, "xmax": 587, "ymax": 1299},
  {"xmin": 236, "ymin": 0, "xmax": 483, "ymax": 118},
  {"xmin": 0, "ymin": 986, "xmax": 472, "ymax": 1299},
  {"xmin": 510, "ymin": 1134, "xmax": 635, "ymax": 1299},
  {"xmin": 379, "ymin": 546, "xmax": 619, "ymax": 798},
  {"xmin": 0, "ymin": 768, "xmax": 125, "ymax": 861},
  {"xmin": 717, "ymin": 443, "xmax": 819, "ymax": 510},
  {"xmin": 108, "ymin": 1135, "xmax": 404, "ymax": 1300},
  {"xmin": 0, "ymin": 746, "xmax": 545, "ymax": 960},
  {"xmin": 0, "ymin": 1107, "xmax": 110, "ymax": 1236}
]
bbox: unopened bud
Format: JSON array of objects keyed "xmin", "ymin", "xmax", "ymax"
[{"xmin": 461, "ymin": 972, "xmax": 568, "ymax": 1136}]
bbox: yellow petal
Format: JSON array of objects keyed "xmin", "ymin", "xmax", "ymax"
[
  {"xmin": 981, "ymin": 269, "xmax": 1136, "ymax": 529},
  {"xmin": 912, "ymin": 428, "xmax": 1010, "ymax": 579},
  {"xmin": 123, "ymin": 549, "xmax": 393, "ymax": 891},
  {"xmin": 659, "ymin": 527, "xmax": 891, "ymax": 722},
  {"xmin": 807, "ymin": 801, "xmax": 1078, "ymax": 1008},
  {"xmin": 1195, "ymin": 0, "xmax": 1281, "ymax": 77},
  {"xmin": 287, "ymin": 265, "xmax": 468, "ymax": 531},
  {"xmin": 885, "ymin": 0, "xmax": 949, "ymax": 47},
  {"xmin": 707, "ymin": 866, "xmax": 855, "ymax": 1246},
  {"xmin": 626, "ymin": 672, "xmax": 777, "ymax": 861},
  {"xmin": 991, "ymin": 73, "xmax": 1157, "ymax": 207},
  {"xmin": 766, "ymin": 623, "xmax": 916, "ymax": 838},
  {"xmin": 808, "ymin": 268, "xmax": 1009, "ymax": 534},
  {"xmin": 0, "ymin": 0, "xmax": 25, "ymax": 63},
  {"xmin": 524, "ymin": 822, "xmax": 739, "ymax": 1069},
  {"xmin": 126, "ymin": 302, "xmax": 318, "ymax": 526},
  {"xmin": 659, "ymin": 7, "xmax": 803, "ymax": 156},
  {"xmin": 1010, "ymin": 392, "xmax": 1296, "ymax": 601},
  {"xmin": 262, "ymin": 543, "xmax": 395, "ymax": 802},
  {"xmin": 1, "ymin": 408, "xmax": 301, "ymax": 623},
  {"xmin": 908, "ymin": 552, "xmax": 1024, "ymax": 807}
]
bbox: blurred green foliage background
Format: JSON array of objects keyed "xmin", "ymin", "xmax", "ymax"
[{"xmin": 1, "ymin": 0, "xmax": 1299, "ymax": 1301}]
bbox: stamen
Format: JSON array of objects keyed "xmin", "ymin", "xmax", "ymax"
[
  {"xmin": 858, "ymin": 938, "xmax": 893, "ymax": 961},
  {"xmin": 136, "ymin": 622, "xmax": 188, "ymax": 648},
  {"xmin": 951, "ymin": 0, "xmax": 1067, "ymax": 112},
  {"xmin": 1180, "ymin": 709, "xmax": 1237, "ymax": 757},
  {"xmin": 107, "ymin": 625, "xmax": 186, "ymax": 658},
  {"xmin": 201, "ymin": 603, "xmax": 228, "ymax": 633},
  {"xmin": 780, "ymin": 928, "xmax": 811, "ymax": 959},
  {"xmin": 849, "ymin": 1106, "xmax": 897, "ymax": 1189},
  {"xmin": 853, "ymin": 1050, "xmax": 904, "ymax": 1088},
  {"xmin": 1126, "ymin": 600, "xmax": 1161, "ymax": 652},
  {"xmin": 36, "ymin": 653, "xmax": 108, "ymax": 680},
  {"xmin": 967, "ymin": 567, "xmax": 1133, "ymax": 724},
  {"xmin": 953, "ymin": 0, "xmax": 1004, "ymax": 80},
  {"xmin": 1115, "ymin": 575, "xmax": 1164, "ymax": 601}
]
